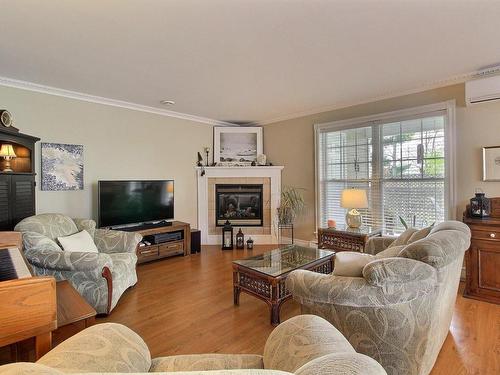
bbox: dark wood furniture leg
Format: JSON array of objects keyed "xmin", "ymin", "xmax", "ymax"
[
  {"xmin": 270, "ymin": 281, "xmax": 281, "ymax": 325},
  {"xmin": 233, "ymin": 270, "xmax": 241, "ymax": 305},
  {"xmin": 34, "ymin": 332, "xmax": 51, "ymax": 360}
]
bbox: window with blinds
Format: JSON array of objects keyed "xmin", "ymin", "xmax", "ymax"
[{"xmin": 316, "ymin": 106, "xmax": 451, "ymax": 234}]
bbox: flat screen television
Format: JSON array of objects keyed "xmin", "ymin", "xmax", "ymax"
[{"xmin": 98, "ymin": 180, "xmax": 174, "ymax": 228}]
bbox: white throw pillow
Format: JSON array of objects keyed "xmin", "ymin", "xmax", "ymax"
[
  {"xmin": 332, "ymin": 251, "xmax": 375, "ymax": 277},
  {"xmin": 58, "ymin": 230, "xmax": 98, "ymax": 253}
]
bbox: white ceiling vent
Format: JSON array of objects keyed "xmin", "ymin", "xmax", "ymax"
[{"xmin": 465, "ymin": 74, "xmax": 500, "ymax": 106}]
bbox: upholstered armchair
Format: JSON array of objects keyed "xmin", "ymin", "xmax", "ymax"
[
  {"xmin": 14, "ymin": 213, "xmax": 142, "ymax": 314},
  {"xmin": 0, "ymin": 315, "xmax": 387, "ymax": 374},
  {"xmin": 287, "ymin": 221, "xmax": 471, "ymax": 375}
]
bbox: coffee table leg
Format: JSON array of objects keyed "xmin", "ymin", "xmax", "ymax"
[
  {"xmin": 233, "ymin": 286, "xmax": 241, "ymax": 305},
  {"xmin": 270, "ymin": 302, "xmax": 281, "ymax": 326},
  {"xmin": 233, "ymin": 270, "xmax": 240, "ymax": 305}
]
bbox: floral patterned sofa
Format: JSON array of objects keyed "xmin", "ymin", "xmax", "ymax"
[
  {"xmin": 0, "ymin": 315, "xmax": 386, "ymax": 375},
  {"xmin": 14, "ymin": 213, "xmax": 142, "ymax": 314},
  {"xmin": 286, "ymin": 221, "xmax": 471, "ymax": 375}
]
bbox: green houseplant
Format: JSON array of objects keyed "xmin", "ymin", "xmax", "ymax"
[{"xmin": 277, "ymin": 186, "xmax": 305, "ymax": 225}]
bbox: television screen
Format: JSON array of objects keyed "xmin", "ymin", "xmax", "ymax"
[{"xmin": 98, "ymin": 180, "xmax": 174, "ymax": 228}]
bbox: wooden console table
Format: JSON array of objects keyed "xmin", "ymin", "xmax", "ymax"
[
  {"xmin": 463, "ymin": 199, "xmax": 500, "ymax": 305},
  {"xmin": 318, "ymin": 225, "xmax": 382, "ymax": 253},
  {"xmin": 134, "ymin": 221, "xmax": 191, "ymax": 264}
]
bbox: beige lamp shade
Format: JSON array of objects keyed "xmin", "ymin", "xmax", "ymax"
[
  {"xmin": 0, "ymin": 144, "xmax": 17, "ymax": 158},
  {"xmin": 340, "ymin": 189, "xmax": 368, "ymax": 209}
]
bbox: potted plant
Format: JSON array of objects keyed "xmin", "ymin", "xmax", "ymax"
[{"xmin": 277, "ymin": 186, "xmax": 305, "ymax": 225}]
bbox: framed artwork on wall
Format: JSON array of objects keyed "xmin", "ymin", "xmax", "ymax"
[
  {"xmin": 41, "ymin": 142, "xmax": 84, "ymax": 191},
  {"xmin": 213, "ymin": 126, "xmax": 264, "ymax": 166},
  {"xmin": 213, "ymin": 126, "xmax": 263, "ymax": 166},
  {"xmin": 483, "ymin": 146, "xmax": 500, "ymax": 181}
]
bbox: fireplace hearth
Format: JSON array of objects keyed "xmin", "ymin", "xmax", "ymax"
[{"xmin": 216, "ymin": 184, "xmax": 263, "ymax": 227}]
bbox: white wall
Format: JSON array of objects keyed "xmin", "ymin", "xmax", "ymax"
[{"xmin": 0, "ymin": 85, "xmax": 212, "ymax": 227}]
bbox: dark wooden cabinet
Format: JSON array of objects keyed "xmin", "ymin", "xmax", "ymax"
[
  {"xmin": 0, "ymin": 126, "xmax": 39, "ymax": 230},
  {"xmin": 463, "ymin": 199, "xmax": 500, "ymax": 305}
]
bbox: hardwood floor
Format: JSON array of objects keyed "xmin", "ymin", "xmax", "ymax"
[{"xmin": 96, "ymin": 245, "xmax": 498, "ymax": 374}]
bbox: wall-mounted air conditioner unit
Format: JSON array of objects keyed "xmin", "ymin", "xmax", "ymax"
[{"xmin": 465, "ymin": 74, "xmax": 500, "ymax": 106}]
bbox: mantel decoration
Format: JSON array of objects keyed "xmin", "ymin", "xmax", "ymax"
[
  {"xmin": 41, "ymin": 142, "xmax": 84, "ymax": 191},
  {"xmin": 214, "ymin": 126, "xmax": 263, "ymax": 166},
  {"xmin": 483, "ymin": 146, "xmax": 500, "ymax": 181}
]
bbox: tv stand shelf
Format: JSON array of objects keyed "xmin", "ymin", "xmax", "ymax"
[{"xmin": 133, "ymin": 221, "xmax": 191, "ymax": 264}]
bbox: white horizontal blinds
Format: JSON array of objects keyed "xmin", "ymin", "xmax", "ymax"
[
  {"xmin": 318, "ymin": 111, "xmax": 446, "ymax": 233},
  {"xmin": 318, "ymin": 125, "xmax": 382, "ymax": 228},
  {"xmin": 381, "ymin": 115, "xmax": 445, "ymax": 233}
]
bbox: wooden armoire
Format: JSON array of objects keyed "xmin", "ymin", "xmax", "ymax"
[
  {"xmin": 463, "ymin": 198, "xmax": 500, "ymax": 305},
  {"xmin": 0, "ymin": 125, "xmax": 40, "ymax": 230}
]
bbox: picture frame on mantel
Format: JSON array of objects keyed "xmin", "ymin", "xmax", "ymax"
[
  {"xmin": 483, "ymin": 146, "xmax": 500, "ymax": 181},
  {"xmin": 213, "ymin": 126, "xmax": 263, "ymax": 166}
]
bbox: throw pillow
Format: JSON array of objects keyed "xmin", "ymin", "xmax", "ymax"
[
  {"xmin": 375, "ymin": 245, "xmax": 406, "ymax": 259},
  {"xmin": 57, "ymin": 230, "xmax": 98, "ymax": 253},
  {"xmin": 387, "ymin": 227, "xmax": 418, "ymax": 248},
  {"xmin": 332, "ymin": 251, "xmax": 375, "ymax": 277},
  {"xmin": 407, "ymin": 226, "xmax": 433, "ymax": 244}
]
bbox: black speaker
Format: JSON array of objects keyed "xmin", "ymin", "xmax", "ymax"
[{"xmin": 191, "ymin": 229, "xmax": 201, "ymax": 254}]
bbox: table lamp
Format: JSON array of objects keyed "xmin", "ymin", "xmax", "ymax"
[
  {"xmin": 341, "ymin": 188, "xmax": 368, "ymax": 228},
  {"xmin": 0, "ymin": 144, "xmax": 17, "ymax": 172}
]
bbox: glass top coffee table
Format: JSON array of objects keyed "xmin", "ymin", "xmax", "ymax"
[{"xmin": 232, "ymin": 245, "xmax": 334, "ymax": 325}]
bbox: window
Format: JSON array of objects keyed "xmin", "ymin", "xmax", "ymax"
[{"xmin": 315, "ymin": 102, "xmax": 455, "ymax": 234}]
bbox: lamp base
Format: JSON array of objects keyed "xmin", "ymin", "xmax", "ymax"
[
  {"xmin": 1, "ymin": 157, "xmax": 13, "ymax": 172},
  {"xmin": 346, "ymin": 209, "xmax": 362, "ymax": 228}
]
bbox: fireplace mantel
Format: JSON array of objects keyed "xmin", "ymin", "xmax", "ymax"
[{"xmin": 196, "ymin": 166, "xmax": 284, "ymax": 244}]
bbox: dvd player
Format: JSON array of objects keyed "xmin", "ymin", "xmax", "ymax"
[{"xmin": 144, "ymin": 231, "xmax": 183, "ymax": 245}]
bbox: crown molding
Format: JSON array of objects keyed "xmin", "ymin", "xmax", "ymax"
[
  {"xmin": 0, "ymin": 76, "xmax": 234, "ymax": 127},
  {"xmin": 259, "ymin": 70, "xmax": 476, "ymax": 125}
]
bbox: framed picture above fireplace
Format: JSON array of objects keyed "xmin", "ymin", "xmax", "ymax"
[
  {"xmin": 216, "ymin": 184, "xmax": 263, "ymax": 227},
  {"xmin": 214, "ymin": 126, "xmax": 263, "ymax": 166}
]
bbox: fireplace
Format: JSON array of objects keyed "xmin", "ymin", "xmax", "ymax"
[{"xmin": 216, "ymin": 184, "xmax": 263, "ymax": 227}]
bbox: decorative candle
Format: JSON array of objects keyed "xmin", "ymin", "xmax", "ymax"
[{"xmin": 327, "ymin": 219, "xmax": 336, "ymax": 228}]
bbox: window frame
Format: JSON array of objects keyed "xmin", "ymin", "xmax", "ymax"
[{"xmin": 314, "ymin": 100, "xmax": 457, "ymax": 232}]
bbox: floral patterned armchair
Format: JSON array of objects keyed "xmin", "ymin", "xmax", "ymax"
[
  {"xmin": 0, "ymin": 315, "xmax": 387, "ymax": 374},
  {"xmin": 14, "ymin": 213, "xmax": 142, "ymax": 314},
  {"xmin": 287, "ymin": 221, "xmax": 471, "ymax": 375}
]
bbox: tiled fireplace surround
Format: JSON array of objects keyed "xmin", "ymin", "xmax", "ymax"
[{"xmin": 196, "ymin": 166, "xmax": 283, "ymax": 245}]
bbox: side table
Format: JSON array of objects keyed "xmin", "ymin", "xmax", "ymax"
[
  {"xmin": 52, "ymin": 281, "xmax": 97, "ymax": 347},
  {"xmin": 318, "ymin": 225, "xmax": 382, "ymax": 253}
]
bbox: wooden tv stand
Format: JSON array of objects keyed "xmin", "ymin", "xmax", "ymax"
[{"xmin": 133, "ymin": 221, "xmax": 191, "ymax": 264}]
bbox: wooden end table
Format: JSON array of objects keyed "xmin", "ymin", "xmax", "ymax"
[
  {"xmin": 52, "ymin": 281, "xmax": 97, "ymax": 346},
  {"xmin": 232, "ymin": 245, "xmax": 335, "ymax": 326},
  {"xmin": 318, "ymin": 225, "xmax": 382, "ymax": 253}
]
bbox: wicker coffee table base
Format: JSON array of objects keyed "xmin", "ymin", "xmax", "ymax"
[{"xmin": 232, "ymin": 256, "xmax": 334, "ymax": 325}]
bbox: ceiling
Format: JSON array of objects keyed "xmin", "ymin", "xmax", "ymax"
[{"xmin": 1, "ymin": 0, "xmax": 500, "ymax": 124}]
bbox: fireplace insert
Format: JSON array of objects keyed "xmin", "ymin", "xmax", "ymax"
[{"xmin": 216, "ymin": 184, "xmax": 263, "ymax": 227}]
